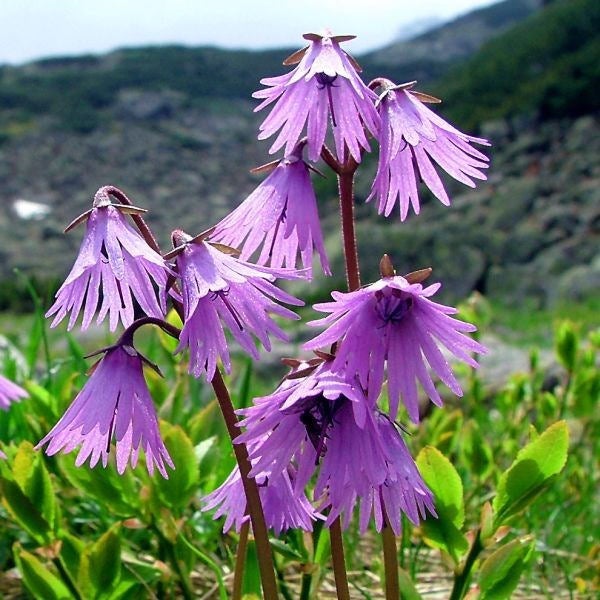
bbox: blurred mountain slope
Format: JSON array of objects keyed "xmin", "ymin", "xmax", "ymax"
[{"xmin": 0, "ymin": 0, "xmax": 597, "ymax": 310}]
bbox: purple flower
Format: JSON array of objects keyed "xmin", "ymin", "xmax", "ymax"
[
  {"xmin": 368, "ymin": 81, "xmax": 490, "ymax": 220},
  {"xmin": 202, "ymin": 466, "xmax": 319, "ymax": 534},
  {"xmin": 212, "ymin": 147, "xmax": 330, "ymax": 278},
  {"xmin": 0, "ymin": 374, "xmax": 27, "ymax": 411},
  {"xmin": 236, "ymin": 361, "xmax": 434, "ymax": 534},
  {"xmin": 254, "ymin": 32, "xmax": 379, "ymax": 163},
  {"xmin": 171, "ymin": 232, "xmax": 303, "ymax": 381},
  {"xmin": 304, "ymin": 270, "xmax": 487, "ymax": 423},
  {"xmin": 36, "ymin": 344, "xmax": 174, "ymax": 478},
  {"xmin": 46, "ymin": 203, "xmax": 172, "ymax": 331},
  {"xmin": 315, "ymin": 403, "xmax": 435, "ymax": 535}
]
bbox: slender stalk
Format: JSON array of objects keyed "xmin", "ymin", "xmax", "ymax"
[
  {"xmin": 232, "ymin": 520, "xmax": 250, "ymax": 600},
  {"xmin": 178, "ymin": 535, "xmax": 228, "ymax": 600},
  {"xmin": 449, "ymin": 529, "xmax": 483, "ymax": 600},
  {"xmin": 382, "ymin": 521, "xmax": 400, "ymax": 600},
  {"xmin": 338, "ymin": 169, "xmax": 361, "ymax": 291},
  {"xmin": 329, "ymin": 518, "xmax": 351, "ymax": 600},
  {"xmin": 211, "ymin": 369, "xmax": 279, "ymax": 600}
]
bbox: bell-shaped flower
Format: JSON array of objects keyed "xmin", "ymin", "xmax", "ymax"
[
  {"xmin": 169, "ymin": 230, "xmax": 303, "ymax": 381},
  {"xmin": 236, "ymin": 360, "xmax": 434, "ymax": 535},
  {"xmin": 304, "ymin": 259, "xmax": 487, "ymax": 423},
  {"xmin": 254, "ymin": 32, "xmax": 379, "ymax": 163},
  {"xmin": 368, "ymin": 80, "xmax": 490, "ymax": 220},
  {"xmin": 202, "ymin": 466, "xmax": 319, "ymax": 534},
  {"xmin": 46, "ymin": 195, "xmax": 172, "ymax": 331},
  {"xmin": 0, "ymin": 374, "xmax": 27, "ymax": 411},
  {"xmin": 36, "ymin": 339, "xmax": 174, "ymax": 478},
  {"xmin": 212, "ymin": 143, "xmax": 330, "ymax": 278}
]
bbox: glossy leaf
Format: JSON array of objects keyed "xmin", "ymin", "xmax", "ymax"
[
  {"xmin": 493, "ymin": 421, "xmax": 569, "ymax": 525},
  {"xmin": 416, "ymin": 446, "xmax": 469, "ymax": 563}
]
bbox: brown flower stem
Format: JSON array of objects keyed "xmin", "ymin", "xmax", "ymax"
[
  {"xmin": 382, "ymin": 518, "xmax": 400, "ymax": 600},
  {"xmin": 320, "ymin": 147, "xmax": 361, "ymax": 292},
  {"xmin": 329, "ymin": 517, "xmax": 351, "ymax": 600},
  {"xmin": 338, "ymin": 168, "xmax": 361, "ymax": 291},
  {"xmin": 232, "ymin": 520, "xmax": 250, "ymax": 600},
  {"xmin": 211, "ymin": 368, "xmax": 279, "ymax": 600}
]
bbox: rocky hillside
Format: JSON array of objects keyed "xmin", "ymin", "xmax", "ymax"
[{"xmin": 0, "ymin": 0, "xmax": 597, "ymax": 310}]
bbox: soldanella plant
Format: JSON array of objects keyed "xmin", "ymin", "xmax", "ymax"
[{"xmin": 0, "ymin": 31, "xmax": 574, "ymax": 600}]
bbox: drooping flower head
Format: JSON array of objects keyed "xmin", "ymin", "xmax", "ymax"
[
  {"xmin": 0, "ymin": 374, "xmax": 27, "ymax": 411},
  {"xmin": 235, "ymin": 359, "xmax": 435, "ymax": 535},
  {"xmin": 304, "ymin": 257, "xmax": 487, "ymax": 423},
  {"xmin": 203, "ymin": 466, "xmax": 319, "ymax": 534},
  {"xmin": 46, "ymin": 188, "xmax": 172, "ymax": 331},
  {"xmin": 36, "ymin": 335, "xmax": 174, "ymax": 478},
  {"xmin": 212, "ymin": 141, "xmax": 330, "ymax": 278},
  {"xmin": 254, "ymin": 32, "xmax": 379, "ymax": 163},
  {"xmin": 368, "ymin": 80, "xmax": 490, "ymax": 220},
  {"xmin": 169, "ymin": 229, "xmax": 303, "ymax": 381}
]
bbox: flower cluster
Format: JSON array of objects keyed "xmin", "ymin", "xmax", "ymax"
[
  {"xmin": 206, "ymin": 261, "xmax": 485, "ymax": 534},
  {"xmin": 26, "ymin": 29, "xmax": 491, "ymax": 543}
]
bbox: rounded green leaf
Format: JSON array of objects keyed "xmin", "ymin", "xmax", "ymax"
[
  {"xmin": 493, "ymin": 421, "xmax": 569, "ymax": 525},
  {"xmin": 416, "ymin": 446, "xmax": 468, "ymax": 562}
]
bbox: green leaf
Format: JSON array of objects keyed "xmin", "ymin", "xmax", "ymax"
[
  {"xmin": 555, "ymin": 321, "xmax": 578, "ymax": 372},
  {"xmin": 59, "ymin": 533, "xmax": 85, "ymax": 583},
  {"xmin": 58, "ymin": 453, "xmax": 140, "ymax": 516},
  {"xmin": 268, "ymin": 537, "xmax": 304, "ymax": 561},
  {"xmin": 242, "ymin": 540, "xmax": 262, "ymax": 598},
  {"xmin": 398, "ymin": 567, "xmax": 423, "ymax": 600},
  {"xmin": 0, "ymin": 477, "xmax": 52, "ymax": 543},
  {"xmin": 493, "ymin": 421, "xmax": 569, "ymax": 525},
  {"xmin": 479, "ymin": 536, "xmax": 535, "ymax": 599},
  {"xmin": 153, "ymin": 424, "xmax": 199, "ymax": 513},
  {"xmin": 14, "ymin": 546, "xmax": 72, "ymax": 600},
  {"xmin": 416, "ymin": 446, "xmax": 468, "ymax": 563},
  {"xmin": 13, "ymin": 442, "xmax": 57, "ymax": 532},
  {"xmin": 461, "ymin": 420, "xmax": 493, "ymax": 479},
  {"xmin": 89, "ymin": 525, "xmax": 122, "ymax": 596}
]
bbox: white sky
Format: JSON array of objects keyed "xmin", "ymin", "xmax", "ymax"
[{"xmin": 0, "ymin": 0, "xmax": 497, "ymax": 65}]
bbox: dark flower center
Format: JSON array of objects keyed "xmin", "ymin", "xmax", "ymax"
[
  {"xmin": 375, "ymin": 289, "xmax": 414, "ymax": 326},
  {"xmin": 299, "ymin": 394, "xmax": 346, "ymax": 465},
  {"xmin": 315, "ymin": 72, "xmax": 339, "ymax": 127}
]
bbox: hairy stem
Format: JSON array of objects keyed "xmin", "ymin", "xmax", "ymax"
[
  {"xmin": 211, "ymin": 369, "xmax": 279, "ymax": 600},
  {"xmin": 329, "ymin": 517, "xmax": 351, "ymax": 600}
]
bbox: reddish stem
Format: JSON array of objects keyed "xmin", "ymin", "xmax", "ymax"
[
  {"xmin": 211, "ymin": 369, "xmax": 279, "ymax": 600},
  {"xmin": 329, "ymin": 518, "xmax": 351, "ymax": 600}
]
